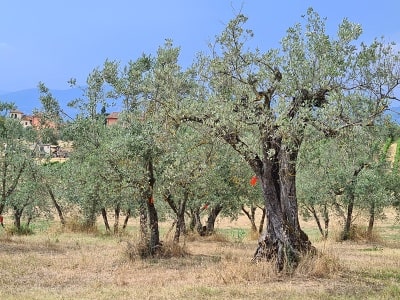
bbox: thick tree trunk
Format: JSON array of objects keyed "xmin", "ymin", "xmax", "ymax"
[
  {"xmin": 147, "ymin": 199, "xmax": 160, "ymax": 252},
  {"xmin": 258, "ymin": 206, "xmax": 266, "ymax": 234},
  {"xmin": 253, "ymin": 147, "xmax": 314, "ymax": 270}
]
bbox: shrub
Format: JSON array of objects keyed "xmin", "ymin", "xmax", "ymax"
[
  {"xmin": 6, "ymin": 225, "xmax": 34, "ymax": 236},
  {"xmin": 125, "ymin": 239, "xmax": 189, "ymax": 260},
  {"xmin": 64, "ymin": 216, "xmax": 99, "ymax": 234},
  {"xmin": 295, "ymin": 250, "xmax": 342, "ymax": 278}
]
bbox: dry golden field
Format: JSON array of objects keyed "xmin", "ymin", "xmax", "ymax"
[{"xmin": 0, "ymin": 213, "xmax": 400, "ymax": 300}]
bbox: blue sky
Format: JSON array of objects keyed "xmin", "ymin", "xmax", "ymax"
[{"xmin": 1, "ymin": 0, "xmax": 400, "ymax": 92}]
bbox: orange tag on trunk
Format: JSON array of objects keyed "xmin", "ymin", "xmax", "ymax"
[{"xmin": 250, "ymin": 175, "xmax": 258, "ymax": 186}]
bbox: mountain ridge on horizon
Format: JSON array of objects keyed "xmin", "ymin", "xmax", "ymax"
[
  {"xmin": 0, "ymin": 88, "xmax": 83, "ymax": 118},
  {"xmin": 1, "ymin": 88, "xmax": 399, "ymax": 123}
]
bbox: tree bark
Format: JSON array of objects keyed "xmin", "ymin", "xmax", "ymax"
[
  {"xmin": 85, "ymin": 192, "xmax": 98, "ymax": 229},
  {"xmin": 206, "ymin": 203, "xmax": 223, "ymax": 234},
  {"xmin": 138, "ymin": 200, "xmax": 148, "ymax": 241},
  {"xmin": 46, "ymin": 183, "xmax": 65, "ymax": 226},
  {"xmin": 164, "ymin": 189, "xmax": 188, "ymax": 243},
  {"xmin": 147, "ymin": 199, "xmax": 160, "ymax": 253},
  {"xmin": 308, "ymin": 204, "xmax": 325, "ymax": 238},
  {"xmin": 145, "ymin": 158, "xmax": 161, "ymax": 255},
  {"xmin": 13, "ymin": 206, "xmax": 23, "ymax": 230},
  {"xmin": 242, "ymin": 205, "xmax": 257, "ymax": 232},
  {"xmin": 122, "ymin": 208, "xmax": 131, "ymax": 229},
  {"xmin": 252, "ymin": 145, "xmax": 314, "ymax": 270},
  {"xmin": 258, "ymin": 206, "xmax": 266, "ymax": 234},
  {"xmin": 189, "ymin": 207, "xmax": 204, "ymax": 235},
  {"xmin": 342, "ymin": 195, "xmax": 354, "ymax": 241},
  {"xmin": 101, "ymin": 208, "xmax": 111, "ymax": 232},
  {"xmin": 367, "ymin": 201, "xmax": 375, "ymax": 238},
  {"xmin": 323, "ymin": 204, "xmax": 329, "ymax": 239},
  {"xmin": 173, "ymin": 190, "xmax": 188, "ymax": 243},
  {"xmin": 114, "ymin": 204, "xmax": 120, "ymax": 234},
  {"xmin": 341, "ymin": 164, "xmax": 366, "ymax": 240}
]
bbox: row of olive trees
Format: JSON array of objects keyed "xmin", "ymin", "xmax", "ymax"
[
  {"xmin": 1, "ymin": 99, "xmax": 398, "ymax": 241},
  {"xmin": 31, "ymin": 49, "xmax": 263, "ymax": 255},
  {"xmin": 297, "ymin": 124, "xmax": 400, "ymax": 240},
  {"xmin": 2, "ymin": 8, "xmax": 400, "ymax": 270}
]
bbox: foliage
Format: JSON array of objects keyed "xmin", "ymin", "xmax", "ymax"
[{"xmin": 2, "ymin": 9, "xmax": 400, "ymax": 271}]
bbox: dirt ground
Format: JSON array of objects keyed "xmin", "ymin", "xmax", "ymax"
[{"xmin": 1, "ymin": 211, "xmax": 400, "ymax": 299}]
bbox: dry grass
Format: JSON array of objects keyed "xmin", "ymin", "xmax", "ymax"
[{"xmin": 0, "ymin": 215, "xmax": 400, "ymax": 299}]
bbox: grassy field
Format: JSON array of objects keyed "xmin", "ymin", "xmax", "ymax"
[{"xmin": 0, "ymin": 215, "xmax": 400, "ymax": 300}]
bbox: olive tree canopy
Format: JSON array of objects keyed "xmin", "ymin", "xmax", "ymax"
[{"xmin": 177, "ymin": 9, "xmax": 400, "ymax": 270}]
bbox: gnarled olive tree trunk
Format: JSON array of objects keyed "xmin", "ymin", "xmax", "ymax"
[{"xmin": 252, "ymin": 143, "xmax": 315, "ymax": 270}]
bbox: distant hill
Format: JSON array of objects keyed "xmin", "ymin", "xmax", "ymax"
[
  {"xmin": 1, "ymin": 88, "xmax": 399, "ymax": 123},
  {"xmin": 0, "ymin": 88, "xmax": 82, "ymax": 119}
]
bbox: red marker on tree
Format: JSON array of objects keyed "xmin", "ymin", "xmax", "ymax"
[{"xmin": 250, "ymin": 175, "xmax": 258, "ymax": 186}]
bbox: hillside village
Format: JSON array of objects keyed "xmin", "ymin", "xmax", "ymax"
[{"xmin": 9, "ymin": 108, "xmax": 120, "ymax": 159}]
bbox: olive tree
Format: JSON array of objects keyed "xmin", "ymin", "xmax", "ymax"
[
  {"xmin": 297, "ymin": 125, "xmax": 395, "ymax": 240},
  {"xmin": 0, "ymin": 104, "xmax": 32, "ymax": 216},
  {"xmin": 177, "ymin": 10, "xmax": 400, "ymax": 269}
]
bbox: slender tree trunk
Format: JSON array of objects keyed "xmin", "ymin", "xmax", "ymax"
[
  {"xmin": 26, "ymin": 215, "xmax": 32, "ymax": 227},
  {"xmin": 242, "ymin": 205, "xmax": 257, "ymax": 232},
  {"xmin": 323, "ymin": 203, "xmax": 329, "ymax": 239},
  {"xmin": 146, "ymin": 158, "xmax": 161, "ymax": 254},
  {"xmin": 341, "ymin": 164, "xmax": 366, "ymax": 241},
  {"xmin": 85, "ymin": 194, "xmax": 98, "ymax": 229},
  {"xmin": 46, "ymin": 184, "xmax": 65, "ymax": 226},
  {"xmin": 367, "ymin": 201, "xmax": 375, "ymax": 238},
  {"xmin": 206, "ymin": 203, "xmax": 222, "ymax": 234},
  {"xmin": 13, "ymin": 207, "xmax": 23, "ymax": 230},
  {"xmin": 122, "ymin": 209, "xmax": 131, "ymax": 229},
  {"xmin": 342, "ymin": 195, "xmax": 354, "ymax": 241},
  {"xmin": 101, "ymin": 208, "xmax": 111, "ymax": 232},
  {"xmin": 114, "ymin": 204, "xmax": 120, "ymax": 234},
  {"xmin": 189, "ymin": 210, "xmax": 196, "ymax": 232},
  {"xmin": 189, "ymin": 207, "xmax": 204, "ymax": 235},
  {"xmin": 309, "ymin": 204, "xmax": 325, "ymax": 239},
  {"xmin": 0, "ymin": 153, "xmax": 7, "ymax": 215},
  {"xmin": 174, "ymin": 190, "xmax": 188, "ymax": 243}
]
